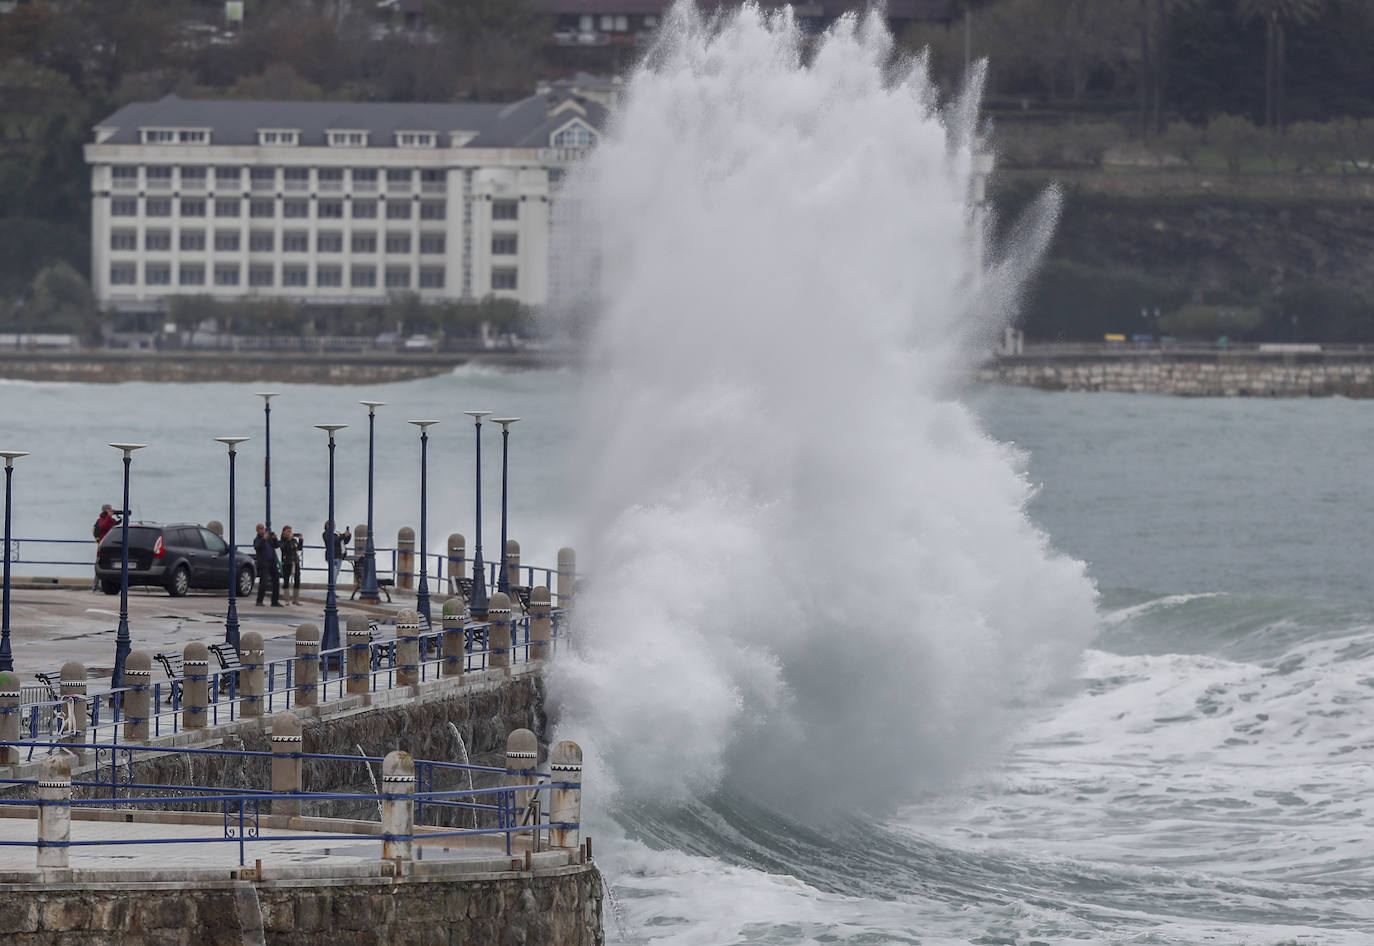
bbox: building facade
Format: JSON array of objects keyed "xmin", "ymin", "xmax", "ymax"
[{"xmin": 84, "ymin": 92, "xmax": 606, "ymax": 315}]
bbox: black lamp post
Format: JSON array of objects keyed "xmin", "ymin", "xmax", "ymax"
[
  {"xmin": 109, "ymin": 442, "xmax": 146, "ymax": 689},
  {"xmin": 215, "ymin": 437, "xmax": 249, "ymax": 651},
  {"xmin": 463, "ymin": 410, "xmax": 491, "ymax": 618},
  {"xmin": 254, "ymin": 393, "xmax": 278, "ymax": 532},
  {"xmin": 0, "ymin": 450, "xmax": 29, "ymax": 673},
  {"xmin": 408, "ymin": 420, "xmax": 438, "ymax": 626},
  {"xmin": 358, "ymin": 400, "xmax": 385, "ymax": 604},
  {"xmin": 316, "ymin": 424, "xmax": 346, "ymax": 654},
  {"xmin": 490, "ymin": 418, "xmax": 519, "ymax": 594}
]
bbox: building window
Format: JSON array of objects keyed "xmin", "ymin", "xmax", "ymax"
[
  {"xmin": 386, "ymin": 201, "xmax": 411, "ymax": 220},
  {"xmin": 109, "ymin": 264, "xmax": 137, "ymax": 285},
  {"xmin": 147, "ymin": 198, "xmax": 173, "ymax": 217},
  {"xmin": 180, "ymin": 166, "xmax": 207, "ymax": 185},
  {"xmin": 258, "ymin": 130, "xmax": 299, "ymax": 146},
  {"xmin": 396, "ymin": 132, "xmax": 434, "ymax": 147},
  {"xmin": 492, "ymin": 200, "xmax": 518, "ymax": 221},
  {"xmin": 327, "ymin": 131, "xmax": 367, "ymax": 147},
  {"xmin": 283, "ymin": 200, "xmax": 308, "ymax": 218},
  {"xmin": 249, "ymin": 266, "xmax": 274, "ymax": 287},
  {"xmin": 111, "ymin": 166, "xmax": 138, "ymax": 186},
  {"xmin": 351, "ymin": 232, "xmax": 377, "ymax": 253},
  {"xmin": 145, "ymin": 229, "xmax": 171, "ymax": 251},
  {"xmin": 318, "ymin": 199, "xmax": 343, "ymax": 219},
  {"xmin": 215, "ymin": 198, "xmax": 240, "ymax": 217},
  {"xmin": 553, "ymin": 124, "xmax": 596, "ymax": 149},
  {"xmin": 249, "ymin": 199, "xmax": 274, "ymax": 218},
  {"xmin": 283, "ymin": 231, "xmax": 309, "ymax": 252},
  {"xmin": 249, "ymin": 231, "xmax": 274, "ymax": 252},
  {"xmin": 385, "ymin": 232, "xmax": 411, "ymax": 254},
  {"xmin": 146, "ymin": 165, "xmax": 172, "ymax": 185},
  {"xmin": 179, "ymin": 264, "xmax": 205, "ymax": 286},
  {"xmin": 143, "ymin": 129, "xmax": 176, "ymax": 144},
  {"xmin": 352, "ymin": 200, "xmax": 377, "ymax": 219},
  {"xmin": 111, "ymin": 197, "xmax": 137, "ymax": 216},
  {"xmin": 180, "ymin": 230, "xmax": 206, "ymax": 251},
  {"xmin": 420, "ymin": 169, "xmax": 446, "ymax": 191},
  {"xmin": 350, "ymin": 266, "xmax": 376, "ymax": 288},
  {"xmin": 215, "ymin": 167, "xmax": 241, "ymax": 185},
  {"xmin": 352, "ymin": 168, "xmax": 377, "ymax": 190},
  {"xmin": 492, "ymin": 268, "xmax": 518, "ymax": 290},
  {"xmin": 318, "ymin": 168, "xmax": 345, "ymax": 183},
  {"xmin": 317, "ymin": 231, "xmax": 343, "ymax": 253},
  {"xmin": 317, "ymin": 265, "xmax": 342, "ymax": 287},
  {"xmin": 419, "ymin": 267, "xmax": 445, "ymax": 289},
  {"xmin": 250, "ymin": 167, "xmax": 275, "ymax": 189},
  {"xmin": 110, "ymin": 229, "xmax": 137, "ymax": 251},
  {"xmin": 283, "ymin": 266, "xmax": 308, "ymax": 287},
  {"xmin": 180, "ymin": 129, "xmax": 207, "ymax": 144},
  {"xmin": 214, "ymin": 264, "xmax": 240, "ymax": 286},
  {"xmin": 492, "ymin": 235, "xmax": 518, "ymax": 255},
  {"xmin": 548, "ymin": 168, "xmax": 565, "ymax": 187},
  {"xmin": 385, "ymin": 267, "xmax": 411, "ymax": 288},
  {"xmin": 419, "ymin": 200, "xmax": 445, "ymax": 220},
  {"xmin": 176, "ymin": 198, "xmax": 202, "ymax": 217},
  {"xmin": 214, "ymin": 230, "xmax": 240, "ymax": 252},
  {"xmin": 145, "ymin": 264, "xmax": 171, "ymax": 285},
  {"xmin": 283, "ymin": 167, "xmax": 309, "ymax": 188},
  {"xmin": 387, "ymin": 169, "xmax": 411, "ymax": 184},
  {"xmin": 419, "ymin": 233, "xmax": 445, "ymax": 254}
]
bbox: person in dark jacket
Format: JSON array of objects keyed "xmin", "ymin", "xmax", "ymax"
[
  {"xmin": 323, "ymin": 520, "xmax": 351, "ymax": 585},
  {"xmin": 90, "ymin": 503, "xmax": 121, "ymax": 591},
  {"xmin": 279, "ymin": 524, "xmax": 303, "ymax": 605},
  {"xmin": 253, "ymin": 522, "xmax": 281, "ymax": 606}
]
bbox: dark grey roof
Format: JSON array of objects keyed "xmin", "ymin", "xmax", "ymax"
[{"xmin": 93, "ymin": 92, "xmax": 607, "ymax": 149}]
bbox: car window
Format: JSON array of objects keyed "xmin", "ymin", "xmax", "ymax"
[
  {"xmin": 200, "ymin": 529, "xmax": 227, "ymax": 553},
  {"xmin": 116, "ymin": 526, "xmax": 161, "ymax": 550},
  {"xmin": 170, "ymin": 527, "xmax": 204, "ymax": 549}
]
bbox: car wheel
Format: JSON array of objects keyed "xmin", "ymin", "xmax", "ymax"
[
  {"xmin": 238, "ymin": 566, "xmax": 255, "ymax": 597},
  {"xmin": 166, "ymin": 565, "xmax": 190, "ymax": 597},
  {"xmin": 101, "ymin": 579, "xmax": 120, "ymax": 595}
]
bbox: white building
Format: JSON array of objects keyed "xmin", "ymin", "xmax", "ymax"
[{"xmin": 83, "ymin": 92, "xmax": 605, "ymax": 316}]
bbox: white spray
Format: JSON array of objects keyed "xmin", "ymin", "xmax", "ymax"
[{"xmin": 548, "ymin": 1, "xmax": 1097, "ymax": 814}]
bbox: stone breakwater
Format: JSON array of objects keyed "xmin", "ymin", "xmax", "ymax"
[{"xmin": 978, "ymin": 351, "xmax": 1374, "ymax": 397}]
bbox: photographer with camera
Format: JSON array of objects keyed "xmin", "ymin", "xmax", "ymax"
[{"xmin": 253, "ymin": 522, "xmax": 281, "ymax": 607}]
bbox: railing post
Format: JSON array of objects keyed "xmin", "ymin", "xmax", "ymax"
[
  {"xmin": 504, "ymin": 539, "xmax": 521, "ymax": 596},
  {"xmin": 397, "ymin": 526, "xmax": 415, "ymax": 590},
  {"xmin": 60, "ymin": 661, "xmax": 87, "ymax": 746},
  {"xmin": 550, "ymin": 740, "xmax": 582, "ymax": 852},
  {"xmin": 0, "ymin": 670, "xmax": 17, "ymax": 763},
  {"xmin": 442, "ymin": 599, "xmax": 464, "ymax": 679},
  {"xmin": 37, "ymin": 754, "xmax": 71, "ymax": 869},
  {"xmin": 240, "ymin": 631, "xmax": 265, "ymax": 719},
  {"xmin": 270, "ymin": 710, "xmax": 303, "ymax": 817},
  {"xmin": 124, "ymin": 651, "xmax": 152, "ymax": 742},
  {"xmin": 396, "ymin": 608, "xmax": 420, "ymax": 687},
  {"xmin": 506, "ymin": 728, "xmax": 539, "ymax": 841},
  {"xmin": 530, "ymin": 587, "xmax": 552, "ymax": 661},
  {"xmin": 446, "ymin": 533, "xmax": 465, "ymax": 598},
  {"xmin": 557, "ymin": 547, "xmax": 576, "ymax": 607},
  {"xmin": 487, "ymin": 592, "xmax": 511, "ymax": 670},
  {"xmin": 294, "ymin": 622, "xmax": 319, "ymax": 709},
  {"xmin": 346, "ymin": 613, "xmax": 371, "ymax": 697},
  {"xmin": 182, "ymin": 643, "xmax": 208, "ymax": 731},
  {"xmin": 381, "ymin": 750, "xmax": 415, "ymax": 863}
]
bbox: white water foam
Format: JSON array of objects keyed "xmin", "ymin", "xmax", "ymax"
[{"xmin": 546, "ymin": 1, "xmax": 1097, "ymax": 815}]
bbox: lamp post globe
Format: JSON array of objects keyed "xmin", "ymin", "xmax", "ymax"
[
  {"xmin": 214, "ymin": 437, "xmax": 250, "ymax": 651},
  {"xmin": 358, "ymin": 401, "xmax": 385, "ymax": 604},
  {"xmin": 408, "ymin": 420, "xmax": 439, "ymax": 626},
  {"xmin": 315, "ymin": 424, "xmax": 347, "ymax": 654},
  {"xmin": 108, "ymin": 442, "xmax": 146, "ymax": 689},
  {"xmin": 463, "ymin": 411, "xmax": 492, "ymax": 619},
  {"xmin": 0, "ymin": 450, "xmax": 29, "ymax": 673}
]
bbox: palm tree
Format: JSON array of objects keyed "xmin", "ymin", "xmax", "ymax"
[{"xmin": 1237, "ymin": 0, "xmax": 1323, "ymax": 133}]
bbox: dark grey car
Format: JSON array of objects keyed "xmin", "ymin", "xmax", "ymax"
[{"xmin": 96, "ymin": 522, "xmax": 256, "ymax": 597}]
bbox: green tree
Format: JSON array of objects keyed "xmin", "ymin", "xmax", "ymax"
[
  {"xmin": 26, "ymin": 260, "xmax": 95, "ymax": 338},
  {"xmin": 1236, "ymin": 0, "xmax": 1324, "ymax": 132},
  {"xmin": 423, "ymin": 0, "xmax": 548, "ymax": 100}
]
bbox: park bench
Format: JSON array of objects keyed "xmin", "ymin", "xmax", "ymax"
[
  {"xmin": 349, "ymin": 555, "xmax": 393, "ymax": 602},
  {"xmin": 153, "ymin": 651, "xmax": 184, "ymax": 703},
  {"xmin": 208, "ymin": 643, "xmax": 242, "ymax": 694},
  {"xmin": 33, "ymin": 670, "xmax": 63, "ymax": 700},
  {"xmin": 511, "ymin": 585, "xmax": 532, "ymax": 613}
]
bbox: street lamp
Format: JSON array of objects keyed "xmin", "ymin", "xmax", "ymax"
[
  {"xmin": 254, "ymin": 393, "xmax": 279, "ymax": 532},
  {"xmin": 408, "ymin": 420, "xmax": 439, "ymax": 626},
  {"xmin": 358, "ymin": 400, "xmax": 386, "ymax": 604},
  {"xmin": 108, "ymin": 442, "xmax": 146, "ymax": 689},
  {"xmin": 214, "ymin": 437, "xmax": 249, "ymax": 651},
  {"xmin": 315, "ymin": 424, "xmax": 347, "ymax": 654},
  {"xmin": 463, "ymin": 410, "xmax": 492, "ymax": 618},
  {"xmin": 490, "ymin": 418, "xmax": 519, "ymax": 594},
  {"xmin": 0, "ymin": 450, "xmax": 29, "ymax": 673}
]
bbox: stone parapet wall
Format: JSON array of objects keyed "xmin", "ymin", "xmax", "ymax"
[{"xmin": 978, "ymin": 353, "xmax": 1374, "ymax": 397}]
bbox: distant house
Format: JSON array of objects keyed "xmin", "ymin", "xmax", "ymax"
[{"xmin": 83, "ymin": 91, "xmax": 607, "ymax": 316}]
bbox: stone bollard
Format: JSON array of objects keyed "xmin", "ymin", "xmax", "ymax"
[
  {"xmin": 530, "ymin": 587, "xmax": 552, "ymax": 661},
  {"xmin": 396, "ymin": 608, "xmax": 420, "ymax": 687},
  {"xmin": 182, "ymin": 643, "xmax": 209, "ymax": 731},
  {"xmin": 123, "ymin": 652, "xmax": 152, "ymax": 743},
  {"xmin": 381, "ymin": 750, "xmax": 415, "ymax": 862},
  {"xmin": 397, "ymin": 526, "xmax": 415, "ymax": 590},
  {"xmin": 270, "ymin": 711, "xmax": 303, "ymax": 817},
  {"xmin": 240, "ymin": 631, "xmax": 265, "ymax": 718},
  {"xmin": 37, "ymin": 754, "xmax": 71, "ymax": 868},
  {"xmin": 446, "ymin": 533, "xmax": 465, "ymax": 598},
  {"xmin": 345, "ymin": 613, "xmax": 371, "ymax": 697},
  {"xmin": 59, "ymin": 661, "xmax": 87, "ymax": 745},
  {"xmin": 206, "ymin": 520, "xmax": 223, "ymax": 537},
  {"xmin": 353, "ymin": 523, "xmax": 367, "ymax": 561},
  {"xmin": 557, "ymin": 547, "xmax": 576, "ymax": 606},
  {"xmin": 442, "ymin": 599, "xmax": 465, "ymax": 679},
  {"xmin": 0, "ymin": 671, "xmax": 18, "ymax": 764},
  {"xmin": 294, "ymin": 623, "xmax": 320, "ymax": 709},
  {"xmin": 487, "ymin": 592, "xmax": 512, "ymax": 670},
  {"xmin": 550, "ymin": 740, "xmax": 583, "ymax": 851},
  {"xmin": 506, "ymin": 729, "xmax": 539, "ymax": 833},
  {"xmin": 504, "ymin": 539, "xmax": 521, "ymax": 594}
]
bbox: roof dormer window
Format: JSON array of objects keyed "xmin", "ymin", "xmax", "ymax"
[
  {"xmin": 328, "ymin": 130, "xmax": 368, "ymax": 147},
  {"xmin": 396, "ymin": 131, "xmax": 436, "ymax": 148},
  {"xmin": 258, "ymin": 129, "xmax": 299, "ymax": 146},
  {"xmin": 142, "ymin": 127, "xmax": 208, "ymax": 145},
  {"xmin": 552, "ymin": 122, "xmax": 596, "ymax": 150}
]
